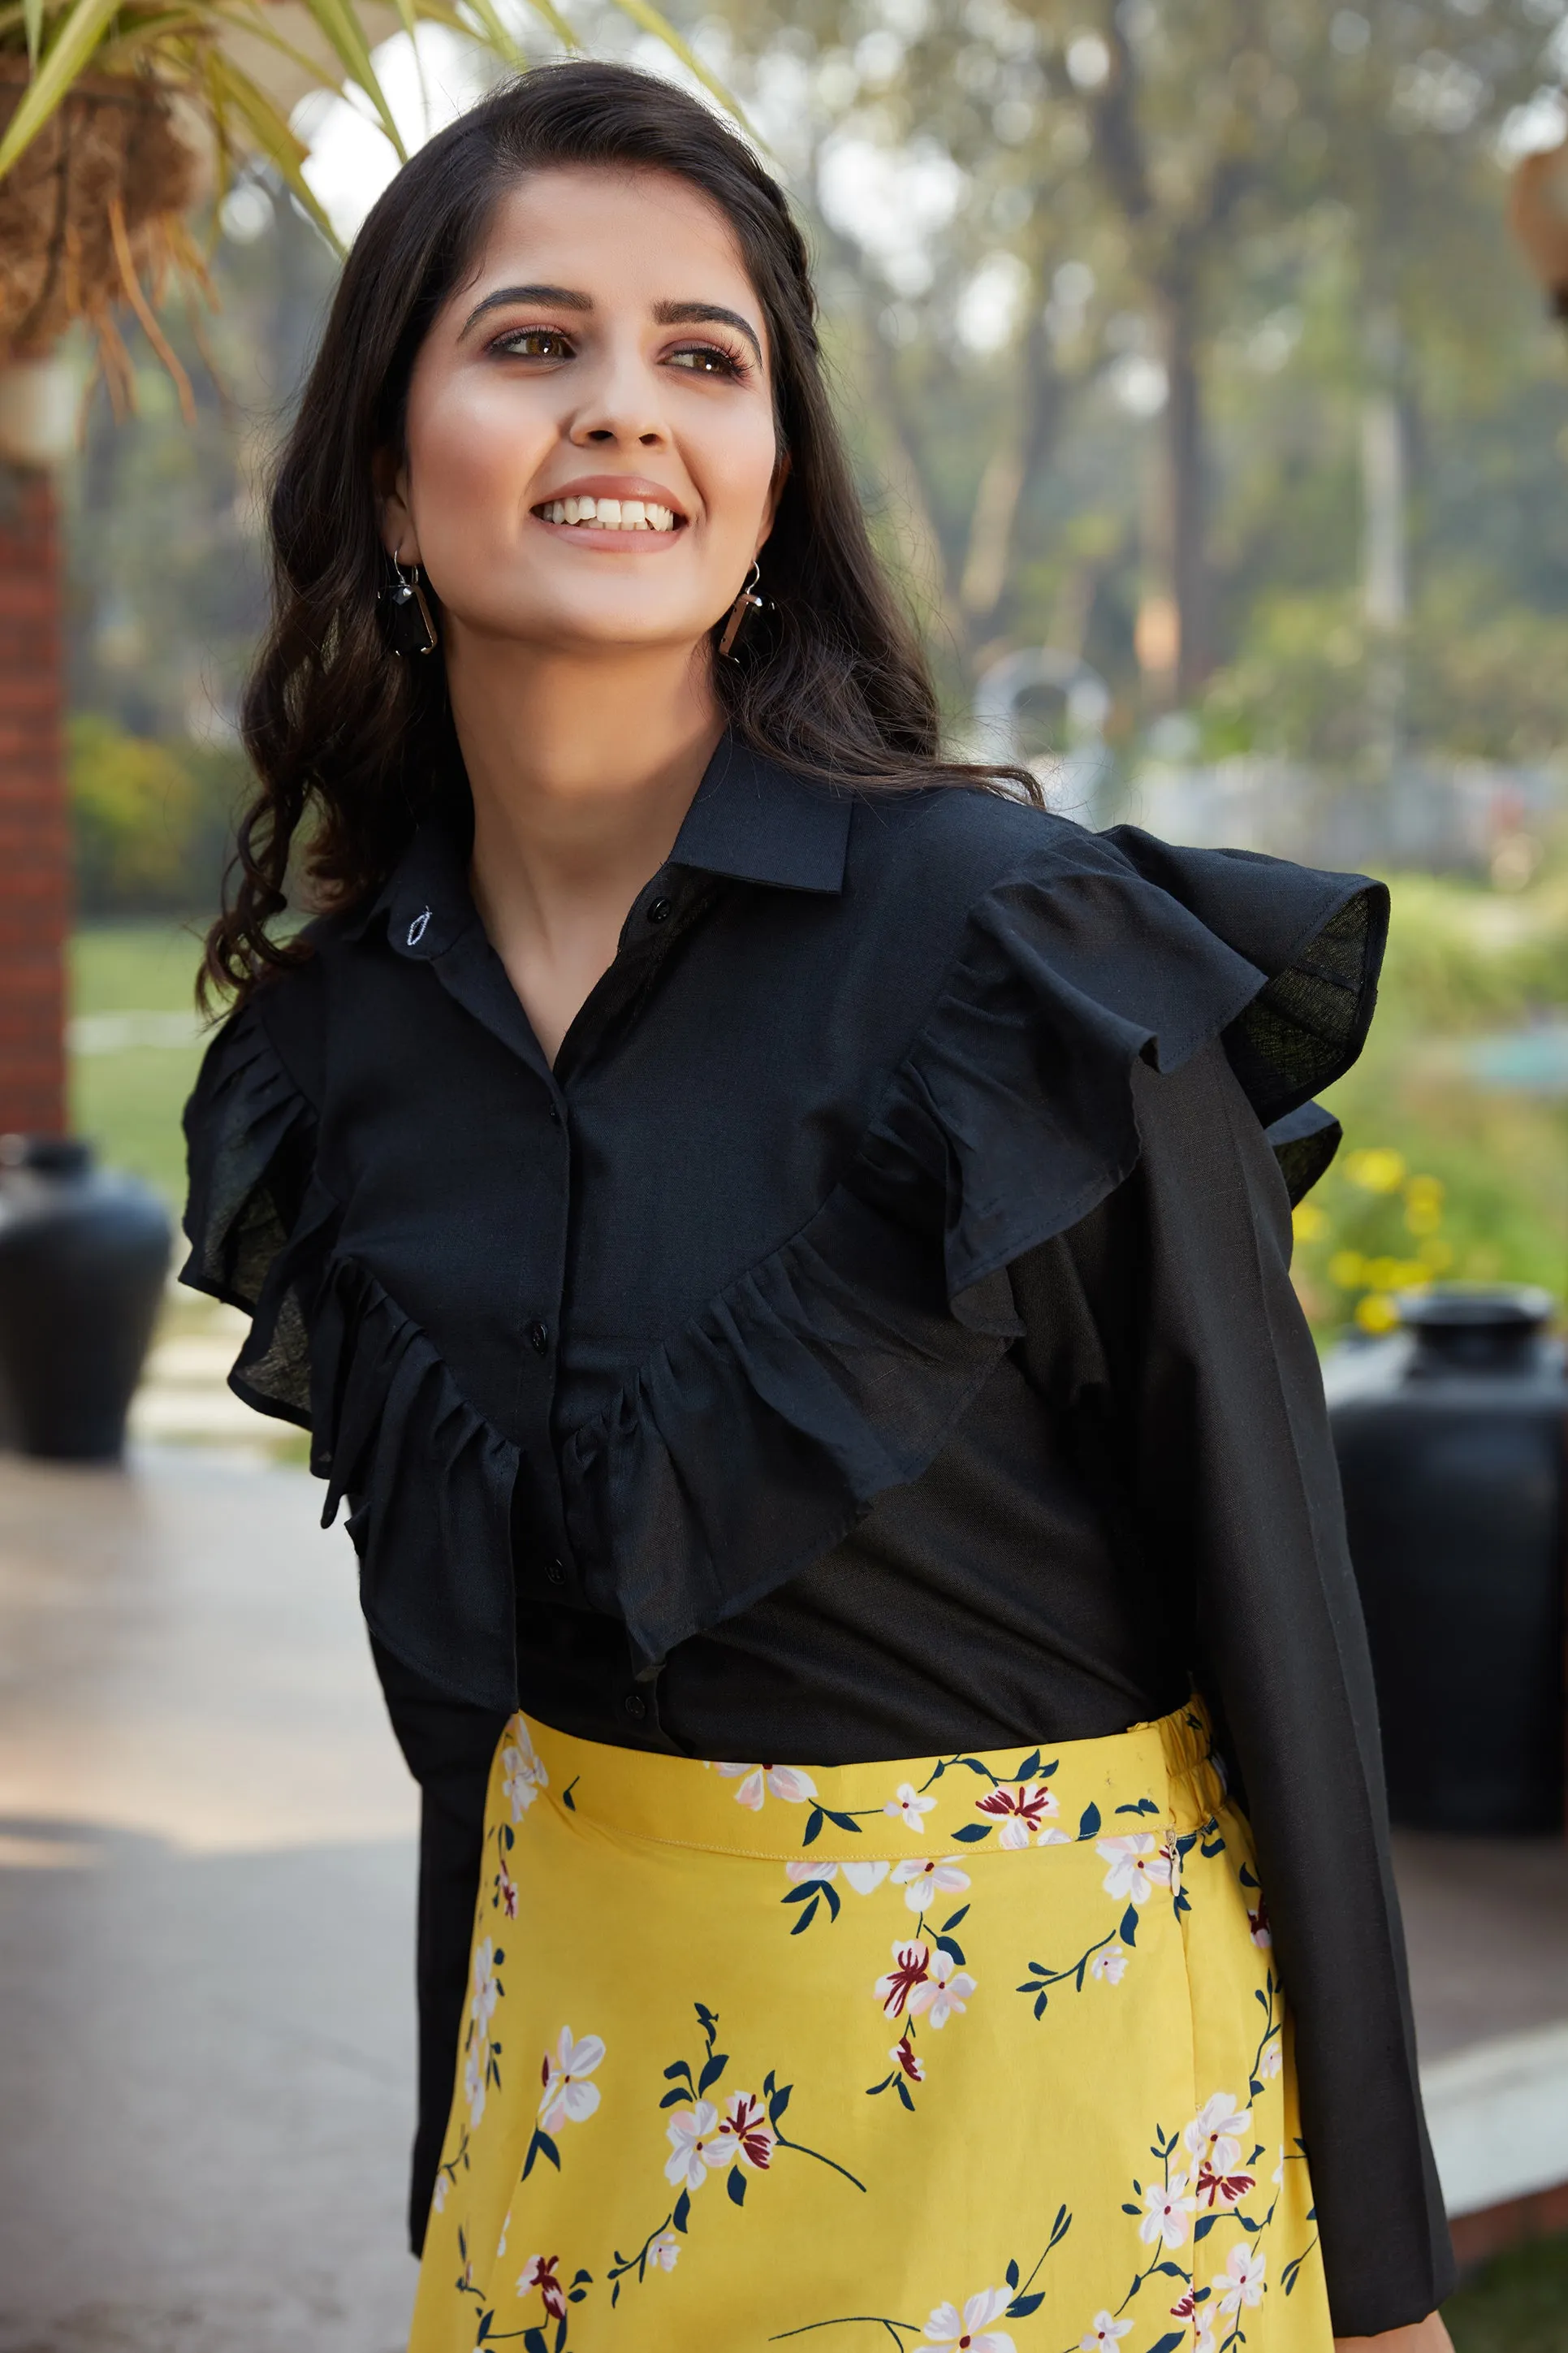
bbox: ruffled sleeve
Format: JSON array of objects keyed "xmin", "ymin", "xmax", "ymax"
[
  {"xmin": 560, "ymin": 832, "xmax": 1389, "ymax": 1676},
  {"xmin": 180, "ymin": 985, "xmax": 326, "ymax": 1428},
  {"xmin": 853, "ymin": 827, "xmax": 1385, "ymax": 1333}
]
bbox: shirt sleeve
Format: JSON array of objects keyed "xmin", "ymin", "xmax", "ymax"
[
  {"xmin": 180, "ymin": 967, "xmax": 327, "ymax": 1425},
  {"xmin": 1033, "ymin": 1040, "xmax": 1454, "ymax": 2338}
]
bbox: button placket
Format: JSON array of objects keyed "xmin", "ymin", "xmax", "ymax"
[{"xmin": 510, "ymin": 1065, "xmax": 577, "ymax": 1605}]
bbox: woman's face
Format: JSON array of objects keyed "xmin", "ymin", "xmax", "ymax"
[{"xmin": 382, "ymin": 164, "xmax": 784, "ymax": 660}]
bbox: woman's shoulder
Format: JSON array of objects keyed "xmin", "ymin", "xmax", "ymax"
[
  {"xmin": 188, "ymin": 905, "xmax": 370, "ymax": 1111},
  {"xmin": 844, "ymin": 782, "xmax": 1387, "ymax": 1014},
  {"xmin": 844, "ymin": 778, "xmax": 1118, "ymax": 904}
]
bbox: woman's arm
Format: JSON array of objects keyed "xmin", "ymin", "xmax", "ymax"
[{"xmin": 1030, "ymin": 1040, "xmax": 1456, "ymax": 2339}]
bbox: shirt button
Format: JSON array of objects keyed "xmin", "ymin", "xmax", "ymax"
[
  {"xmin": 646, "ymin": 897, "xmax": 673, "ymax": 924},
  {"xmin": 546, "ymin": 1559, "xmax": 565, "ymax": 1585},
  {"xmin": 548, "ymin": 1104, "xmax": 562, "ymax": 1125},
  {"xmin": 527, "ymin": 1321, "xmax": 550, "ymax": 1356},
  {"xmin": 622, "ymin": 1691, "xmax": 647, "ymax": 1721}
]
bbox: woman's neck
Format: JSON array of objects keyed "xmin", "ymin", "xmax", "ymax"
[{"xmin": 448, "ymin": 631, "xmax": 724, "ymax": 1066}]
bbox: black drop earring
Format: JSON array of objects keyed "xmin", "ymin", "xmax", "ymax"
[{"xmin": 382, "ymin": 554, "xmax": 439, "ymax": 656}]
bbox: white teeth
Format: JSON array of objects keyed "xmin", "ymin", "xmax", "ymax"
[{"xmin": 542, "ymin": 495, "xmax": 680, "ymax": 530}]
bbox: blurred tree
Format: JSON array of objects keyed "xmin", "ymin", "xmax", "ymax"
[
  {"xmin": 69, "ymin": 716, "xmax": 199, "ymax": 910},
  {"xmin": 718, "ymin": 0, "xmax": 1566, "ymax": 737}
]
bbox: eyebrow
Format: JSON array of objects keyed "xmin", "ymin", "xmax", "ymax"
[
  {"xmin": 461, "ymin": 283, "xmax": 592, "ymax": 334},
  {"xmin": 460, "ymin": 284, "xmax": 765, "ymax": 367}
]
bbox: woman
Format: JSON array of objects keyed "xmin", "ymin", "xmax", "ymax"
[{"xmin": 183, "ymin": 62, "xmax": 1454, "ymax": 2353}]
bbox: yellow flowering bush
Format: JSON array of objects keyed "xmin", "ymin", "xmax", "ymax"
[{"xmin": 1290, "ymin": 1151, "xmax": 1457, "ymax": 1336}]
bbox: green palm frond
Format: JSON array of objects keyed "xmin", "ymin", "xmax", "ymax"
[{"xmin": 0, "ymin": 0, "xmax": 741, "ymax": 203}]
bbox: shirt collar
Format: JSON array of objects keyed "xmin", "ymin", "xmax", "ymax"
[
  {"xmin": 669, "ymin": 737, "xmax": 852, "ymax": 896},
  {"xmin": 349, "ymin": 735, "xmax": 853, "ymax": 958}
]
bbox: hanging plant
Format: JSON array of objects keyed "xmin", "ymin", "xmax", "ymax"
[{"xmin": 0, "ymin": 0, "xmax": 732, "ymax": 400}]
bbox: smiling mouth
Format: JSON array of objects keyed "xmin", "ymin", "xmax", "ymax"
[{"xmin": 535, "ymin": 495, "xmax": 681, "ymax": 533}]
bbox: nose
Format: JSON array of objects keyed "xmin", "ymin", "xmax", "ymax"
[{"xmin": 568, "ymin": 334, "xmax": 668, "ymax": 450}]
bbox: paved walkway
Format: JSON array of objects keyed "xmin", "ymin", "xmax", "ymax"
[
  {"xmin": 1, "ymin": 1442, "xmax": 1565, "ymax": 2346},
  {"xmin": 0, "ymin": 1447, "xmax": 418, "ymax": 2353}
]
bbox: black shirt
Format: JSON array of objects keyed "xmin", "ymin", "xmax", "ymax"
[{"xmin": 183, "ymin": 737, "xmax": 1450, "ymax": 2334}]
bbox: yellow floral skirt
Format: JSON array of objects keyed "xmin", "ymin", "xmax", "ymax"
[{"xmin": 409, "ymin": 1698, "xmax": 1333, "ymax": 2353}]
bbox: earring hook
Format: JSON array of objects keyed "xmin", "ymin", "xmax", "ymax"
[{"xmin": 719, "ymin": 559, "xmax": 765, "ymax": 660}]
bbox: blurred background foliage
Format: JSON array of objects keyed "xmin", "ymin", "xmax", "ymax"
[{"xmin": 54, "ymin": 0, "xmax": 1568, "ymax": 1374}]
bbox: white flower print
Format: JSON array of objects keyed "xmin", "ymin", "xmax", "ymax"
[
  {"xmin": 649, "ymin": 2228, "xmax": 680, "ymax": 2272},
  {"xmin": 502, "ymin": 1728, "xmax": 547, "ymax": 1819},
  {"xmin": 1091, "ymin": 1946, "xmax": 1130, "ymax": 1984},
  {"xmin": 715, "ymin": 1762, "xmax": 819, "ymax": 1810},
  {"xmin": 1171, "ymin": 2297, "xmax": 1214, "ymax": 2353},
  {"xmin": 1096, "ymin": 1832, "xmax": 1176, "ymax": 1905},
  {"xmin": 496, "ymin": 2221, "xmax": 508, "ymax": 2260},
  {"xmin": 715, "ymin": 2090, "xmax": 775, "ymax": 2169},
  {"xmin": 892, "ymin": 1856, "xmax": 972, "ymax": 1913},
  {"xmin": 1081, "ymin": 2313, "xmax": 1133, "ymax": 2353},
  {"xmin": 462, "ymin": 2030, "xmax": 489, "ymax": 2129},
  {"xmin": 907, "ymin": 1948, "xmax": 976, "ymax": 2028},
  {"xmin": 1259, "ymin": 2042, "xmax": 1283, "ymax": 2079},
  {"xmin": 886, "ymin": 1780, "xmax": 938, "ymax": 1831},
  {"xmin": 1183, "ymin": 2093, "xmax": 1252, "ymax": 2178},
  {"xmin": 431, "ymin": 2173, "xmax": 449, "ymax": 2213},
  {"xmin": 538, "ymin": 2026, "xmax": 605, "ymax": 2134},
  {"xmin": 469, "ymin": 1936, "xmax": 501, "ymax": 2028},
  {"xmin": 919, "ymin": 2285, "xmax": 1016, "ymax": 2353},
  {"xmin": 784, "ymin": 1857, "xmax": 890, "ymax": 1893},
  {"xmin": 975, "ymin": 1783, "xmax": 1061, "ymax": 1847},
  {"xmin": 1139, "ymin": 2173, "xmax": 1198, "ymax": 2249},
  {"xmin": 664, "ymin": 2100, "xmax": 730, "ymax": 2191},
  {"xmin": 1214, "ymin": 2244, "xmax": 1267, "ymax": 2316}
]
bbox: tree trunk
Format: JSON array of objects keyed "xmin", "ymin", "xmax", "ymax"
[
  {"xmin": 0, "ymin": 466, "xmax": 69, "ymax": 1137},
  {"xmin": 1161, "ymin": 281, "xmax": 1212, "ymax": 702}
]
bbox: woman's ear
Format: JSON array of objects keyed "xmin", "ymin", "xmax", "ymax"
[
  {"xmin": 754, "ymin": 452, "xmax": 791, "ymax": 558},
  {"xmin": 374, "ymin": 448, "xmax": 419, "ymax": 564}
]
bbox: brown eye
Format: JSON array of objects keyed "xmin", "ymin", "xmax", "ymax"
[
  {"xmin": 667, "ymin": 344, "xmax": 742, "ymax": 378},
  {"xmin": 495, "ymin": 327, "xmax": 573, "ymax": 359}
]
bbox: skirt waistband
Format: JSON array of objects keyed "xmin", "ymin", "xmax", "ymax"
[{"xmin": 506, "ymin": 1698, "xmax": 1225, "ymax": 1862}]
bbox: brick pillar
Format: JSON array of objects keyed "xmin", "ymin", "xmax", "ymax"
[{"xmin": 0, "ymin": 469, "xmax": 68, "ymax": 1138}]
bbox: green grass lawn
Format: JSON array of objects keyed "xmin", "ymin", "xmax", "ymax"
[
  {"xmin": 70, "ymin": 919, "xmax": 211, "ymax": 1209},
  {"xmin": 1447, "ymin": 2234, "xmax": 1568, "ymax": 2353}
]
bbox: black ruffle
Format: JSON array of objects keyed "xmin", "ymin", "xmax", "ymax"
[
  {"xmin": 309, "ymin": 1261, "xmax": 521, "ymax": 1712},
  {"xmin": 180, "ymin": 997, "xmax": 316, "ymax": 1326},
  {"xmin": 562, "ymin": 841, "xmax": 1385, "ymax": 1672}
]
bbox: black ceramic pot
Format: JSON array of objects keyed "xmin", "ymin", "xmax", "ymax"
[
  {"xmin": 1324, "ymin": 1287, "xmax": 1566, "ymax": 1836},
  {"xmin": 0, "ymin": 1134, "xmax": 172, "ymax": 1461}
]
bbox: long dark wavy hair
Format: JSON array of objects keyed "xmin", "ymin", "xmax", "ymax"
[{"xmin": 205, "ymin": 59, "xmax": 1030, "ymax": 1006}]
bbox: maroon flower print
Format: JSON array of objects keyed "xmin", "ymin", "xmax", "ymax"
[
  {"xmin": 518, "ymin": 2252, "xmax": 566, "ymax": 2321},
  {"xmin": 875, "ymin": 1940, "xmax": 932, "ymax": 2019}
]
